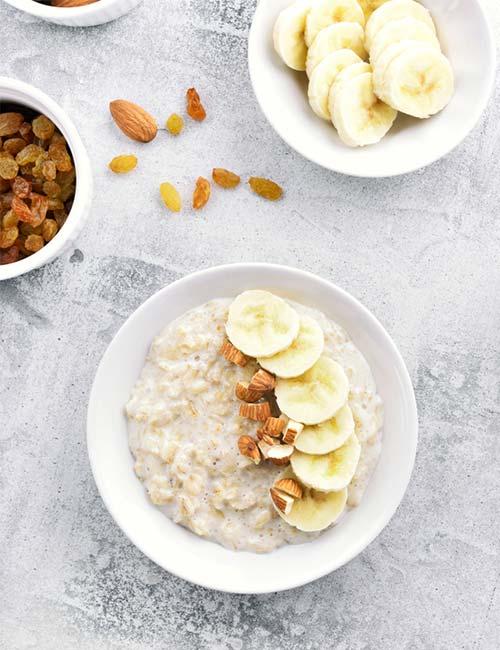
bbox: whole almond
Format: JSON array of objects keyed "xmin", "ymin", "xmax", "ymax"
[{"xmin": 109, "ymin": 100, "xmax": 158, "ymax": 143}]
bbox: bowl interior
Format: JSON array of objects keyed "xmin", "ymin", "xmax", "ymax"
[
  {"xmin": 248, "ymin": 0, "xmax": 495, "ymax": 177},
  {"xmin": 87, "ymin": 264, "xmax": 418, "ymax": 593}
]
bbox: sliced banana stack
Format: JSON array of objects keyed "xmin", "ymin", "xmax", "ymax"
[
  {"xmin": 225, "ymin": 290, "xmax": 363, "ymax": 534},
  {"xmin": 367, "ymin": 0, "xmax": 454, "ymax": 118},
  {"xmin": 273, "ymin": 0, "xmax": 454, "ymax": 147}
]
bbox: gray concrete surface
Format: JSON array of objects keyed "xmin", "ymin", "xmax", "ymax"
[{"xmin": 0, "ymin": 1, "xmax": 499, "ymax": 648}]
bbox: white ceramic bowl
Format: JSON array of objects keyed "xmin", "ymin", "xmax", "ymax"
[
  {"xmin": 87, "ymin": 264, "xmax": 418, "ymax": 594},
  {"xmin": 248, "ymin": 0, "xmax": 495, "ymax": 177},
  {"xmin": 2, "ymin": 0, "xmax": 142, "ymax": 26},
  {"xmin": 0, "ymin": 77, "xmax": 92, "ymax": 281}
]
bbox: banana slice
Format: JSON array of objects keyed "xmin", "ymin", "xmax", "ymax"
[
  {"xmin": 258, "ymin": 315, "xmax": 324, "ymax": 378},
  {"xmin": 372, "ymin": 38, "xmax": 418, "ymax": 91},
  {"xmin": 272, "ymin": 469, "xmax": 348, "ymax": 532},
  {"xmin": 306, "ymin": 22, "xmax": 367, "ymax": 77},
  {"xmin": 329, "ymin": 61, "xmax": 371, "ymax": 124},
  {"xmin": 226, "ymin": 290, "xmax": 300, "ymax": 358},
  {"xmin": 275, "ymin": 356, "xmax": 349, "ymax": 425},
  {"xmin": 358, "ymin": 0, "xmax": 391, "ymax": 20},
  {"xmin": 333, "ymin": 72, "xmax": 397, "ymax": 147},
  {"xmin": 365, "ymin": 0, "xmax": 436, "ymax": 51},
  {"xmin": 295, "ymin": 404, "xmax": 355, "ymax": 454},
  {"xmin": 378, "ymin": 43, "xmax": 454, "ymax": 118},
  {"xmin": 305, "ymin": 0, "xmax": 365, "ymax": 47},
  {"xmin": 308, "ymin": 49, "xmax": 362, "ymax": 120},
  {"xmin": 370, "ymin": 17, "xmax": 440, "ymax": 64},
  {"xmin": 273, "ymin": 0, "xmax": 313, "ymax": 71},
  {"xmin": 291, "ymin": 433, "xmax": 361, "ymax": 491}
]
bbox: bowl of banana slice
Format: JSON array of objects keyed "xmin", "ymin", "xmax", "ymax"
[
  {"xmin": 248, "ymin": 0, "xmax": 495, "ymax": 177},
  {"xmin": 87, "ymin": 264, "xmax": 418, "ymax": 593}
]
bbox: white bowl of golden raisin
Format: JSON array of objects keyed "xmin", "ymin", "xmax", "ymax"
[
  {"xmin": 0, "ymin": 77, "xmax": 92, "ymax": 280},
  {"xmin": 2, "ymin": 0, "xmax": 143, "ymax": 27}
]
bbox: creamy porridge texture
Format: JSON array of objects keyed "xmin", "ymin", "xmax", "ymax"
[{"xmin": 126, "ymin": 297, "xmax": 383, "ymax": 553}]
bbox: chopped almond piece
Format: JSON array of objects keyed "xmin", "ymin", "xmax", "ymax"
[
  {"xmin": 235, "ymin": 381, "xmax": 263, "ymax": 403},
  {"xmin": 238, "ymin": 435, "xmax": 261, "ymax": 464},
  {"xmin": 282, "ymin": 420, "xmax": 304, "ymax": 446},
  {"xmin": 249, "ymin": 369, "xmax": 276, "ymax": 392},
  {"xmin": 270, "ymin": 487, "xmax": 294, "ymax": 515},
  {"xmin": 239, "ymin": 401, "xmax": 271, "ymax": 422},
  {"xmin": 219, "ymin": 339, "xmax": 249, "ymax": 367},
  {"xmin": 262, "ymin": 416, "xmax": 285, "ymax": 437},
  {"xmin": 267, "ymin": 444, "xmax": 294, "ymax": 466},
  {"xmin": 274, "ymin": 478, "xmax": 303, "ymax": 500}
]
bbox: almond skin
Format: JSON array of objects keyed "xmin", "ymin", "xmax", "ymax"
[
  {"xmin": 52, "ymin": 0, "xmax": 98, "ymax": 5},
  {"xmin": 270, "ymin": 488, "xmax": 294, "ymax": 515},
  {"xmin": 220, "ymin": 340, "xmax": 249, "ymax": 367},
  {"xmin": 235, "ymin": 381, "xmax": 263, "ymax": 403},
  {"xmin": 109, "ymin": 100, "xmax": 158, "ymax": 143},
  {"xmin": 274, "ymin": 478, "xmax": 303, "ymax": 500},
  {"xmin": 239, "ymin": 402, "xmax": 272, "ymax": 422},
  {"xmin": 249, "ymin": 369, "xmax": 276, "ymax": 393},
  {"xmin": 238, "ymin": 436, "xmax": 261, "ymax": 464}
]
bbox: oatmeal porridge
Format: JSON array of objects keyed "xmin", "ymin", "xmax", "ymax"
[{"xmin": 126, "ymin": 295, "xmax": 383, "ymax": 553}]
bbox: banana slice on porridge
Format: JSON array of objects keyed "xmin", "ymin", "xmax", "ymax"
[
  {"xmin": 295, "ymin": 404, "xmax": 355, "ymax": 454},
  {"xmin": 270, "ymin": 470, "xmax": 348, "ymax": 532},
  {"xmin": 258, "ymin": 315, "xmax": 325, "ymax": 378},
  {"xmin": 226, "ymin": 290, "xmax": 300, "ymax": 358},
  {"xmin": 291, "ymin": 433, "xmax": 361, "ymax": 491},
  {"xmin": 275, "ymin": 356, "xmax": 349, "ymax": 425}
]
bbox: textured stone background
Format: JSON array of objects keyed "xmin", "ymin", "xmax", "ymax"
[{"xmin": 0, "ymin": 1, "xmax": 499, "ymax": 648}]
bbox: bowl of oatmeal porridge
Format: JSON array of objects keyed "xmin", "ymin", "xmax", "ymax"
[{"xmin": 87, "ymin": 264, "xmax": 418, "ymax": 593}]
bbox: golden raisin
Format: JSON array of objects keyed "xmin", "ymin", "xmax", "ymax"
[
  {"xmin": 212, "ymin": 168, "xmax": 240, "ymax": 189},
  {"xmin": 2, "ymin": 210, "xmax": 18, "ymax": 229},
  {"xmin": 24, "ymin": 234, "xmax": 44, "ymax": 253},
  {"xmin": 48, "ymin": 143, "xmax": 73, "ymax": 172},
  {"xmin": 42, "ymin": 181, "xmax": 61, "ymax": 198},
  {"xmin": 0, "ymin": 113, "xmax": 23, "ymax": 137},
  {"xmin": 248, "ymin": 177, "xmax": 283, "ymax": 201},
  {"xmin": 0, "ymin": 226, "xmax": 19, "ymax": 249},
  {"xmin": 11, "ymin": 177, "xmax": 31, "ymax": 199},
  {"xmin": 19, "ymin": 122, "xmax": 33, "ymax": 143},
  {"xmin": 0, "ymin": 155, "xmax": 19, "ymax": 180},
  {"xmin": 160, "ymin": 182, "xmax": 181, "ymax": 213},
  {"xmin": 186, "ymin": 88, "xmax": 206, "ymax": 122},
  {"xmin": 41, "ymin": 160, "xmax": 57, "ymax": 181},
  {"xmin": 3, "ymin": 138, "xmax": 26, "ymax": 156},
  {"xmin": 16, "ymin": 144, "xmax": 44, "ymax": 166},
  {"xmin": 108, "ymin": 155, "xmax": 138, "ymax": 174},
  {"xmin": 32, "ymin": 115, "xmax": 55, "ymax": 141},
  {"xmin": 193, "ymin": 177, "xmax": 211, "ymax": 210},
  {"xmin": 42, "ymin": 219, "xmax": 58, "ymax": 242},
  {"xmin": 166, "ymin": 113, "xmax": 184, "ymax": 136}
]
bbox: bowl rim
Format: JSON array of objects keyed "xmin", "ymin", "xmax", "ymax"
[
  {"xmin": 87, "ymin": 263, "xmax": 419, "ymax": 593},
  {"xmin": 2, "ymin": 0, "xmax": 124, "ymax": 17},
  {"xmin": 248, "ymin": 0, "xmax": 496, "ymax": 178},
  {"xmin": 0, "ymin": 76, "xmax": 92, "ymax": 281}
]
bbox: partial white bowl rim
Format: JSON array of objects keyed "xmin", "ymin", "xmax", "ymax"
[
  {"xmin": 248, "ymin": 0, "xmax": 496, "ymax": 177},
  {"xmin": 87, "ymin": 263, "xmax": 419, "ymax": 593},
  {"xmin": 0, "ymin": 76, "xmax": 92, "ymax": 281},
  {"xmin": 2, "ymin": 0, "xmax": 125, "ymax": 18}
]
